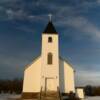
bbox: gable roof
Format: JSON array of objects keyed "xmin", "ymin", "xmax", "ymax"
[
  {"xmin": 43, "ymin": 21, "xmax": 58, "ymax": 34},
  {"xmin": 60, "ymin": 56, "xmax": 75, "ymax": 72},
  {"xmin": 25, "ymin": 55, "xmax": 41, "ymax": 69},
  {"xmin": 24, "ymin": 55, "xmax": 75, "ymax": 72}
]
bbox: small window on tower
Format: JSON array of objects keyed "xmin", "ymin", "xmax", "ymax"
[
  {"xmin": 47, "ymin": 53, "xmax": 53, "ymax": 64},
  {"xmin": 48, "ymin": 37, "xmax": 52, "ymax": 43}
]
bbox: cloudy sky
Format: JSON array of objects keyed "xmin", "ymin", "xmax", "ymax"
[{"xmin": 0, "ymin": 0, "xmax": 100, "ymax": 86}]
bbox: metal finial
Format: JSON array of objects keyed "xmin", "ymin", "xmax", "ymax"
[{"xmin": 48, "ymin": 14, "xmax": 52, "ymax": 21}]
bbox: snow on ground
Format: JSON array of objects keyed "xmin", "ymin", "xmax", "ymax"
[
  {"xmin": 0, "ymin": 93, "xmax": 21, "ymax": 100},
  {"xmin": 85, "ymin": 96, "xmax": 100, "ymax": 100},
  {"xmin": 0, "ymin": 94, "xmax": 100, "ymax": 100}
]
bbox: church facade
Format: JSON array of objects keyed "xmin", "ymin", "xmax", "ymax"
[{"xmin": 22, "ymin": 21, "xmax": 75, "ymax": 98}]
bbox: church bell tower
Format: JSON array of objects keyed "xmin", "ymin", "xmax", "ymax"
[{"xmin": 41, "ymin": 20, "xmax": 59, "ymax": 91}]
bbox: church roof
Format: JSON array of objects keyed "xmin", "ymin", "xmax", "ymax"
[
  {"xmin": 60, "ymin": 56, "xmax": 75, "ymax": 72},
  {"xmin": 43, "ymin": 21, "xmax": 58, "ymax": 34},
  {"xmin": 25, "ymin": 55, "xmax": 41, "ymax": 69}
]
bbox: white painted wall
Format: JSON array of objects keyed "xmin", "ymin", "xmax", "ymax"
[
  {"xmin": 23, "ymin": 57, "xmax": 41, "ymax": 92},
  {"xmin": 59, "ymin": 58, "xmax": 75, "ymax": 93},
  {"xmin": 41, "ymin": 34, "xmax": 59, "ymax": 91},
  {"xmin": 76, "ymin": 88, "xmax": 84, "ymax": 99},
  {"xmin": 22, "ymin": 33, "xmax": 76, "ymax": 93}
]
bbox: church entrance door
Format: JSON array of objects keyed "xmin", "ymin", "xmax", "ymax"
[{"xmin": 45, "ymin": 77, "xmax": 56, "ymax": 92}]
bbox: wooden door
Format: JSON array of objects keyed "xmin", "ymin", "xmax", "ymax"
[{"xmin": 45, "ymin": 78, "xmax": 56, "ymax": 91}]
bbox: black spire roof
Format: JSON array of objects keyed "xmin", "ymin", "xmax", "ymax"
[{"xmin": 43, "ymin": 21, "xmax": 58, "ymax": 34}]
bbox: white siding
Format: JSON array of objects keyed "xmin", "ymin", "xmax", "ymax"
[
  {"xmin": 41, "ymin": 34, "xmax": 59, "ymax": 91},
  {"xmin": 76, "ymin": 88, "xmax": 84, "ymax": 99},
  {"xmin": 23, "ymin": 57, "xmax": 41, "ymax": 92},
  {"xmin": 59, "ymin": 58, "xmax": 75, "ymax": 93}
]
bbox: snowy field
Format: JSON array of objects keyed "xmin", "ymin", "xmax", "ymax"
[
  {"xmin": 0, "ymin": 93, "xmax": 21, "ymax": 100},
  {"xmin": 0, "ymin": 94, "xmax": 100, "ymax": 100},
  {"xmin": 85, "ymin": 96, "xmax": 100, "ymax": 100}
]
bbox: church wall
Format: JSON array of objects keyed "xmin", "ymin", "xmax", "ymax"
[
  {"xmin": 23, "ymin": 57, "xmax": 41, "ymax": 93},
  {"xmin": 41, "ymin": 34, "xmax": 59, "ymax": 91},
  {"xmin": 59, "ymin": 59, "xmax": 65, "ymax": 92},
  {"xmin": 59, "ymin": 58, "xmax": 75, "ymax": 93}
]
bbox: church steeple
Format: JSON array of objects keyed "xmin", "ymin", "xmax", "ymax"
[
  {"xmin": 43, "ymin": 21, "xmax": 58, "ymax": 34},
  {"xmin": 42, "ymin": 18, "xmax": 59, "ymax": 91}
]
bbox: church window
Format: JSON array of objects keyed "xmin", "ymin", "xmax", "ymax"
[
  {"xmin": 48, "ymin": 37, "xmax": 52, "ymax": 42},
  {"xmin": 48, "ymin": 53, "xmax": 53, "ymax": 64}
]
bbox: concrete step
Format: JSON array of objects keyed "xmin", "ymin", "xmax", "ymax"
[
  {"xmin": 42, "ymin": 92, "xmax": 58, "ymax": 96},
  {"xmin": 41, "ymin": 92, "xmax": 59, "ymax": 100}
]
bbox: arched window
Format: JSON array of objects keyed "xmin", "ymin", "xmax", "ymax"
[
  {"xmin": 47, "ymin": 53, "xmax": 53, "ymax": 64},
  {"xmin": 48, "ymin": 37, "xmax": 52, "ymax": 43}
]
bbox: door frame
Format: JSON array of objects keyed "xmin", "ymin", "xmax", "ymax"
[{"xmin": 45, "ymin": 77, "xmax": 55, "ymax": 92}]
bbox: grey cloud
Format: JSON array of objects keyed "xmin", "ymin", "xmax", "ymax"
[
  {"xmin": 6, "ymin": 9, "xmax": 28, "ymax": 20},
  {"xmin": 15, "ymin": 25, "xmax": 36, "ymax": 33},
  {"xmin": 97, "ymin": 0, "xmax": 100, "ymax": 3},
  {"xmin": 0, "ymin": 6, "xmax": 4, "ymax": 10},
  {"xmin": 0, "ymin": 54, "xmax": 29, "ymax": 68},
  {"xmin": 0, "ymin": 0, "xmax": 98, "ymax": 22},
  {"xmin": 0, "ymin": 0, "xmax": 18, "ymax": 3},
  {"xmin": 75, "ymin": 70, "xmax": 100, "ymax": 86},
  {"xmin": 56, "ymin": 16, "xmax": 100, "ymax": 41}
]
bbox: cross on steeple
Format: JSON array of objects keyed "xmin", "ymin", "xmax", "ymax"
[
  {"xmin": 48, "ymin": 14, "xmax": 52, "ymax": 22},
  {"xmin": 43, "ymin": 14, "xmax": 57, "ymax": 34}
]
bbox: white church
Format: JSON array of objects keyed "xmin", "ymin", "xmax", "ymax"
[{"xmin": 22, "ymin": 19, "xmax": 84, "ymax": 99}]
